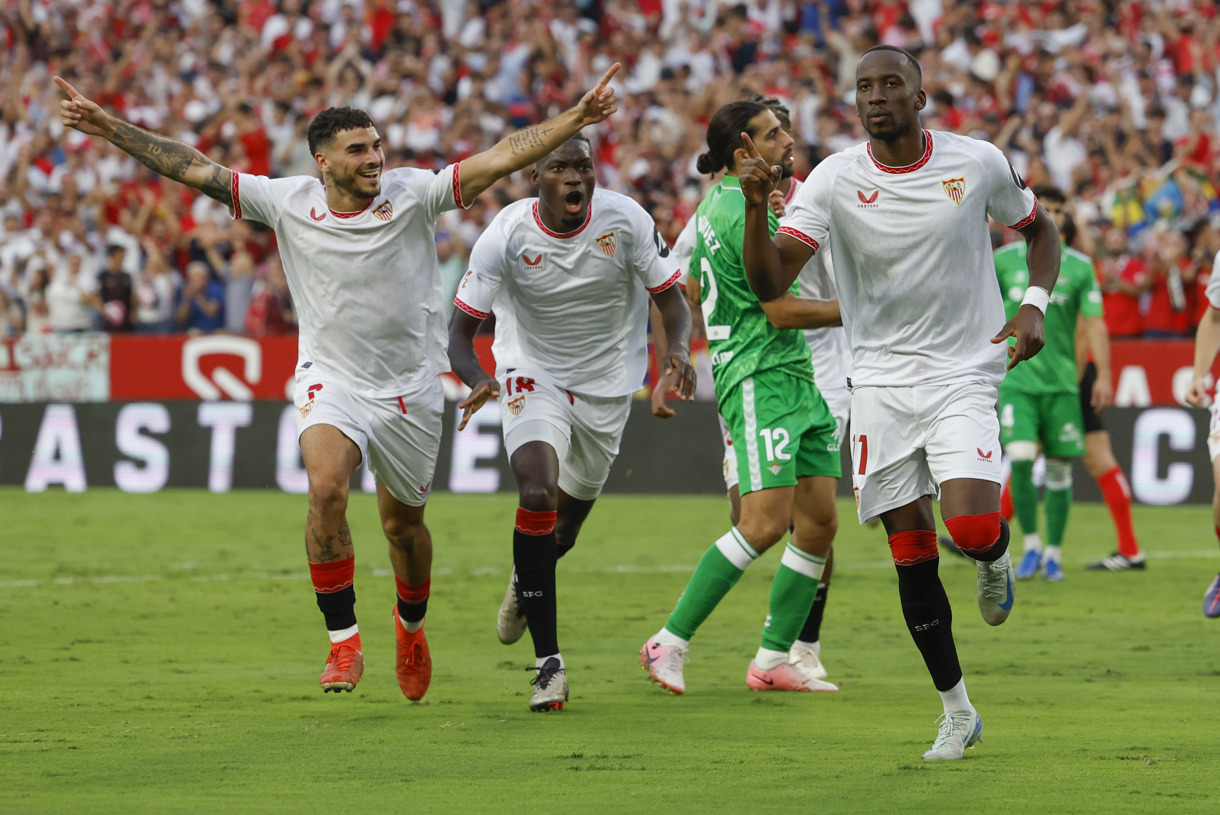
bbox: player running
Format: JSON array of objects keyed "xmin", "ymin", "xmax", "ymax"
[
  {"xmin": 448, "ymin": 134, "xmax": 695, "ymax": 711},
  {"xmin": 53, "ymin": 67, "xmax": 621, "ymax": 700},
  {"xmin": 641, "ymin": 100, "xmax": 842, "ymax": 696},
  {"xmin": 995, "ymin": 184, "xmax": 1110, "ymax": 581},
  {"xmin": 740, "ymin": 46, "xmax": 1061, "ymax": 759}
]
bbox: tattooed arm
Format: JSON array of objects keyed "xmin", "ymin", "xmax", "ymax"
[
  {"xmin": 54, "ymin": 76, "xmax": 233, "ymax": 208},
  {"xmin": 456, "ymin": 64, "xmax": 620, "ymax": 204}
]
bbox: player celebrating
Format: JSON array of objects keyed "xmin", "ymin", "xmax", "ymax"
[
  {"xmin": 740, "ymin": 46, "xmax": 1061, "ymax": 759},
  {"xmin": 448, "ymin": 134, "xmax": 694, "ymax": 711},
  {"xmin": 1185, "ymin": 250, "xmax": 1220, "ymax": 618},
  {"xmin": 995, "ymin": 185, "xmax": 1110, "ymax": 581},
  {"xmin": 54, "ymin": 68, "xmax": 621, "ymax": 699},
  {"xmin": 641, "ymin": 100, "xmax": 842, "ymax": 697}
]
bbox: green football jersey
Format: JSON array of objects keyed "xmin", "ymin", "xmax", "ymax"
[
  {"xmin": 691, "ymin": 175, "xmax": 814, "ymax": 399},
  {"xmin": 994, "ymin": 242, "xmax": 1103, "ymax": 394}
]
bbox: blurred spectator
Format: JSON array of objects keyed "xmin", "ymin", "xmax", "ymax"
[
  {"xmin": 92, "ymin": 244, "xmax": 135, "ymax": 332},
  {"xmin": 244, "ymin": 255, "xmax": 295, "ymax": 336},
  {"xmin": 177, "ymin": 261, "xmax": 225, "ymax": 334},
  {"xmin": 1095, "ymin": 224, "xmax": 1150, "ymax": 339},
  {"xmin": 44, "ymin": 253, "xmax": 95, "ymax": 333},
  {"xmin": 435, "ymin": 230, "xmax": 467, "ymax": 321},
  {"xmin": 134, "ymin": 241, "xmax": 179, "ymax": 334}
]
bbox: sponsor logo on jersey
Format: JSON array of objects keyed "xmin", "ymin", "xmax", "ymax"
[
  {"xmin": 596, "ymin": 231, "xmax": 617, "ymax": 257},
  {"xmin": 977, "ymin": 447, "xmax": 993, "ymax": 462},
  {"xmin": 372, "ymin": 200, "xmax": 393, "ymax": 221},
  {"xmin": 711, "ymin": 349, "xmax": 734, "ymax": 366},
  {"xmin": 309, "ymin": 207, "xmax": 326, "ymax": 221},
  {"xmin": 507, "ymin": 395, "xmax": 526, "ymax": 416},
  {"xmin": 942, "ymin": 177, "xmax": 966, "ymax": 205},
  {"xmin": 856, "ymin": 189, "xmax": 879, "ymax": 207},
  {"xmin": 523, "ymin": 253, "xmax": 543, "ymax": 270}
]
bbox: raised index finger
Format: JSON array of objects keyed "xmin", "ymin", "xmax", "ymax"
[
  {"xmin": 595, "ymin": 63, "xmax": 621, "ymax": 91},
  {"xmin": 53, "ymin": 76, "xmax": 82, "ymax": 100},
  {"xmin": 740, "ymin": 132, "xmax": 764, "ymax": 160}
]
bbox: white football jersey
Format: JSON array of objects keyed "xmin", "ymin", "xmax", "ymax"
[
  {"xmin": 232, "ymin": 165, "xmax": 466, "ymax": 396},
  {"xmin": 779, "ymin": 130, "xmax": 1037, "ymax": 388},
  {"xmin": 454, "ymin": 188, "xmax": 681, "ymax": 397}
]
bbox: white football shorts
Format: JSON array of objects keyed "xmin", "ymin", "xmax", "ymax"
[
  {"xmin": 294, "ymin": 367, "xmax": 443, "ymax": 507},
  {"xmin": 848, "ymin": 381, "xmax": 1002, "ymax": 523},
  {"xmin": 499, "ymin": 368, "xmax": 632, "ymax": 501}
]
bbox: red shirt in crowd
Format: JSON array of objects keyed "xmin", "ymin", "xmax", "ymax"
[{"xmin": 1096, "ymin": 255, "xmax": 1148, "ymax": 338}]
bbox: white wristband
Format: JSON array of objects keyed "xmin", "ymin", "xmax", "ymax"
[{"xmin": 1020, "ymin": 286, "xmax": 1050, "ymax": 315}]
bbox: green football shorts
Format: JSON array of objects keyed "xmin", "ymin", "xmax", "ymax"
[
  {"xmin": 719, "ymin": 368, "xmax": 841, "ymax": 495},
  {"xmin": 998, "ymin": 387, "xmax": 1085, "ymax": 459}
]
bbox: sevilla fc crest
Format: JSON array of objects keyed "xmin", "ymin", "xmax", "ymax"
[
  {"xmin": 595, "ymin": 232, "xmax": 617, "ymax": 257},
  {"xmin": 942, "ymin": 177, "xmax": 966, "ymax": 205},
  {"xmin": 507, "ymin": 395, "xmax": 526, "ymax": 416},
  {"xmin": 372, "ymin": 201, "xmax": 393, "ymax": 221}
]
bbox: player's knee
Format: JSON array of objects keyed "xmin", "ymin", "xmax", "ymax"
[
  {"xmin": 736, "ymin": 516, "xmax": 789, "ymax": 549},
  {"xmin": 307, "ymin": 474, "xmax": 350, "ymax": 518},
  {"xmin": 795, "ymin": 511, "xmax": 838, "ymax": 550},
  {"xmin": 944, "ymin": 512, "xmax": 1002, "ymax": 555},
  {"xmin": 1005, "ymin": 440, "xmax": 1039, "ymax": 462},
  {"xmin": 517, "ymin": 483, "xmax": 558, "ymax": 512},
  {"xmin": 1044, "ymin": 458, "xmax": 1073, "ymax": 491},
  {"xmin": 382, "ymin": 513, "xmax": 423, "ymax": 546}
]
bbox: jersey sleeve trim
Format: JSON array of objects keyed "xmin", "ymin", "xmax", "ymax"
[
  {"xmin": 1008, "ymin": 199, "xmax": 1038, "ymax": 230},
  {"xmin": 646, "ymin": 270, "xmax": 682, "ymax": 293},
  {"xmin": 452, "ymin": 163, "xmax": 470, "ymax": 210},
  {"xmin": 453, "ymin": 297, "xmax": 489, "ymax": 320},
  {"xmin": 776, "ymin": 226, "xmax": 820, "ymax": 251},
  {"xmin": 231, "ymin": 172, "xmax": 242, "ymax": 220}
]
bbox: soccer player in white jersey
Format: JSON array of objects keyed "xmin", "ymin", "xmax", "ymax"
[
  {"xmin": 448, "ymin": 134, "xmax": 695, "ymax": 711},
  {"xmin": 53, "ymin": 68, "xmax": 622, "ymax": 700},
  {"xmin": 1185, "ymin": 250, "xmax": 1220, "ymax": 618},
  {"xmin": 740, "ymin": 46, "xmax": 1062, "ymax": 760}
]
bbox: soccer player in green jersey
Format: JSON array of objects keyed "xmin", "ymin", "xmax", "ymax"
[
  {"xmin": 641, "ymin": 101, "xmax": 843, "ymax": 694},
  {"xmin": 995, "ymin": 185, "xmax": 1111, "ymax": 581}
]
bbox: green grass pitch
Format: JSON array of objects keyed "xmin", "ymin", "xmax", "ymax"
[{"xmin": 2, "ymin": 488, "xmax": 1218, "ymax": 814}]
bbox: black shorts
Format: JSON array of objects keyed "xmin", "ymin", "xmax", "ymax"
[{"xmin": 1079, "ymin": 362, "xmax": 1105, "ymax": 434}]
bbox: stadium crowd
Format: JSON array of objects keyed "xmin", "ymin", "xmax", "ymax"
[{"xmin": 2, "ymin": 0, "xmax": 1220, "ymax": 341}]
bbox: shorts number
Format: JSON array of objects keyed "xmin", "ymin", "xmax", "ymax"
[
  {"xmin": 1000, "ymin": 402, "xmax": 1014, "ymax": 429},
  {"xmin": 699, "ymin": 257, "xmax": 731, "ymax": 341},
  {"xmin": 853, "ymin": 433, "xmax": 868, "ymax": 475},
  {"xmin": 760, "ymin": 427, "xmax": 791, "ymax": 461}
]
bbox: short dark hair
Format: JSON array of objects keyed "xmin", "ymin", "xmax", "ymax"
[
  {"xmin": 860, "ymin": 45, "xmax": 923, "ymax": 84},
  {"xmin": 307, "ymin": 107, "xmax": 375, "ymax": 154},
  {"xmin": 747, "ymin": 94, "xmax": 791, "ymax": 131},
  {"xmin": 535, "ymin": 133, "xmax": 592, "ymax": 170},
  {"xmin": 697, "ymin": 100, "xmax": 768, "ymax": 176}
]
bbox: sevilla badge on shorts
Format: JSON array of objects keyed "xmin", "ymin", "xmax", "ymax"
[{"xmin": 507, "ymin": 395, "xmax": 526, "ymax": 416}]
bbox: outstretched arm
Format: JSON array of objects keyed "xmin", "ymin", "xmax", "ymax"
[
  {"xmin": 738, "ymin": 133, "xmax": 815, "ymax": 301},
  {"xmin": 457, "ymin": 64, "xmax": 620, "ymax": 203},
  {"xmin": 55, "ymin": 76, "xmax": 233, "ymax": 208},
  {"xmin": 447, "ymin": 309, "xmax": 500, "ymax": 430},
  {"xmin": 760, "ymin": 294, "xmax": 841, "ymax": 330}
]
